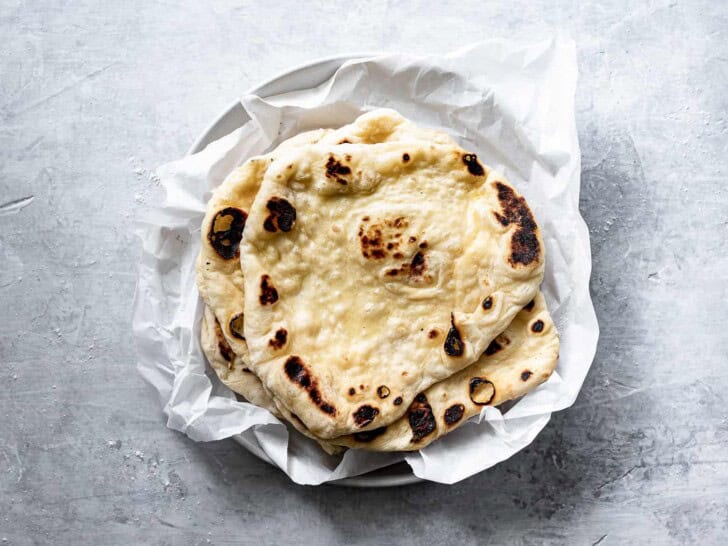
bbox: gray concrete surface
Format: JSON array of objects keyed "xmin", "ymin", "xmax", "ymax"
[{"xmin": 1, "ymin": 1, "xmax": 727, "ymax": 544}]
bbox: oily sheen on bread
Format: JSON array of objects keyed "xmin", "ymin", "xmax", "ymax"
[{"xmin": 240, "ymin": 139, "xmax": 545, "ymax": 439}]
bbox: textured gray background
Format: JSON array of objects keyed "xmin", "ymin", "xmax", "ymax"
[{"xmin": 1, "ymin": 1, "xmax": 727, "ymax": 544}]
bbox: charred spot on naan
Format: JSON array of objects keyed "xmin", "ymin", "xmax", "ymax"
[
  {"xmin": 385, "ymin": 250, "xmax": 430, "ymax": 282},
  {"xmin": 212, "ymin": 317, "xmax": 235, "ymax": 365},
  {"xmin": 376, "ymin": 385, "xmax": 390, "ymax": 399},
  {"xmin": 268, "ymin": 328, "xmax": 288, "ymax": 349},
  {"xmin": 259, "ymin": 275, "xmax": 278, "ymax": 305},
  {"xmin": 284, "ymin": 356, "xmax": 336, "ymax": 415},
  {"xmin": 410, "ymin": 251, "xmax": 426, "ymax": 276},
  {"xmin": 263, "ymin": 197, "xmax": 296, "ymax": 233},
  {"xmin": 444, "ymin": 314, "xmax": 464, "ymax": 356},
  {"xmin": 493, "ymin": 182, "xmax": 540, "ymax": 267},
  {"xmin": 444, "ymin": 404, "xmax": 465, "ymax": 426},
  {"xmin": 402, "ymin": 153, "xmax": 410, "ymax": 163},
  {"xmin": 352, "ymin": 426, "xmax": 387, "ymax": 443},
  {"xmin": 531, "ymin": 319, "xmax": 545, "ymax": 333},
  {"xmin": 229, "ymin": 313, "xmax": 245, "ymax": 340},
  {"xmin": 408, "ymin": 393, "xmax": 436, "ymax": 442},
  {"xmin": 353, "ymin": 405, "xmax": 379, "ymax": 427},
  {"xmin": 484, "ymin": 334, "xmax": 509, "ymax": 356},
  {"xmin": 359, "ymin": 222, "xmax": 386, "ymax": 259},
  {"xmin": 462, "ymin": 153, "xmax": 485, "ymax": 176},
  {"xmin": 325, "ymin": 155, "xmax": 352, "ymax": 185},
  {"xmin": 393, "ymin": 396, "xmax": 403, "ymax": 406},
  {"xmin": 217, "ymin": 338, "xmax": 235, "ymax": 364},
  {"xmin": 523, "ymin": 299, "xmax": 536, "ymax": 312},
  {"xmin": 521, "ymin": 370, "xmax": 533, "ymax": 381},
  {"xmin": 484, "ymin": 339, "xmax": 503, "ymax": 356},
  {"xmin": 208, "ymin": 207, "xmax": 247, "ymax": 259},
  {"xmin": 359, "ymin": 216, "xmax": 428, "ymax": 262},
  {"xmin": 482, "ymin": 296, "xmax": 493, "ymax": 310},
  {"xmin": 469, "ymin": 377, "xmax": 495, "ymax": 405},
  {"xmin": 359, "ymin": 217, "xmax": 408, "ymax": 260}
]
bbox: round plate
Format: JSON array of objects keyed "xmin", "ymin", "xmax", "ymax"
[{"xmin": 188, "ymin": 54, "xmax": 422, "ymax": 488}]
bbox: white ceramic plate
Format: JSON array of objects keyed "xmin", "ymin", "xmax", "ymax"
[{"xmin": 188, "ymin": 54, "xmax": 422, "ymax": 488}]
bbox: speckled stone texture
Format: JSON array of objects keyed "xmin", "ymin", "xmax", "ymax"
[{"xmin": 1, "ymin": 1, "xmax": 727, "ymax": 544}]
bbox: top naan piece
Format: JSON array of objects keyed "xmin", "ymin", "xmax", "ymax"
[
  {"xmin": 241, "ymin": 137, "xmax": 545, "ymax": 439},
  {"xmin": 196, "ymin": 109, "xmax": 457, "ymax": 359}
]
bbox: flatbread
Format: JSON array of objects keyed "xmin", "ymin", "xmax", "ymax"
[
  {"xmin": 202, "ymin": 292, "xmax": 557, "ymax": 453},
  {"xmin": 200, "ymin": 305, "xmax": 343, "ymax": 455},
  {"xmin": 241, "ymin": 138, "xmax": 545, "ymax": 439},
  {"xmin": 196, "ymin": 110, "xmax": 457, "ymax": 361},
  {"xmin": 196, "ymin": 129, "xmax": 334, "ymax": 360},
  {"xmin": 331, "ymin": 292, "xmax": 559, "ymax": 450},
  {"xmin": 196, "ymin": 109, "xmax": 467, "ymax": 450},
  {"xmin": 199, "ymin": 305, "xmax": 282, "ymax": 416}
]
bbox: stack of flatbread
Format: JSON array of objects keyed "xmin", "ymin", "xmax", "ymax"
[{"xmin": 196, "ymin": 109, "xmax": 559, "ymax": 454}]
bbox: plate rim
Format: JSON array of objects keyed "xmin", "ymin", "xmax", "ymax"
[
  {"xmin": 188, "ymin": 52, "xmax": 422, "ymax": 488},
  {"xmin": 188, "ymin": 52, "xmax": 381, "ymax": 156}
]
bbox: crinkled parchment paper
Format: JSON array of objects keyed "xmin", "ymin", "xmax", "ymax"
[{"xmin": 133, "ymin": 34, "xmax": 599, "ymax": 485}]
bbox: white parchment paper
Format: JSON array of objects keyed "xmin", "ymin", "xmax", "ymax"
[{"xmin": 133, "ymin": 35, "xmax": 599, "ymax": 485}]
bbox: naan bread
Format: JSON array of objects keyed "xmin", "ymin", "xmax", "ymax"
[
  {"xmin": 241, "ymin": 139, "xmax": 545, "ymax": 439},
  {"xmin": 196, "ymin": 129, "xmax": 334, "ymax": 360},
  {"xmin": 196, "ymin": 109, "xmax": 546, "ymax": 444},
  {"xmin": 199, "ymin": 305, "xmax": 282, "ymax": 415},
  {"xmin": 331, "ymin": 292, "xmax": 559, "ymax": 450},
  {"xmin": 196, "ymin": 110, "xmax": 456, "ymax": 361},
  {"xmin": 200, "ymin": 305, "xmax": 343, "ymax": 455},
  {"xmin": 203, "ymin": 292, "xmax": 557, "ymax": 454}
]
